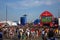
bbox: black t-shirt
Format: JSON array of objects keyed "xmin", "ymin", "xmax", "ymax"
[
  {"xmin": 48, "ymin": 30, "xmax": 54, "ymax": 38},
  {"xmin": 0, "ymin": 32, "xmax": 2, "ymax": 38}
]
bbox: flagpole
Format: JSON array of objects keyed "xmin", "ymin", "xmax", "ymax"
[{"xmin": 6, "ymin": 5, "xmax": 7, "ymax": 26}]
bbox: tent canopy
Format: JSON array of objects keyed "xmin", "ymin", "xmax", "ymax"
[{"xmin": 40, "ymin": 11, "xmax": 53, "ymax": 16}]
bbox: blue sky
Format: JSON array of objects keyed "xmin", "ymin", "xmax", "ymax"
[{"xmin": 0, "ymin": 0, "xmax": 60, "ymax": 22}]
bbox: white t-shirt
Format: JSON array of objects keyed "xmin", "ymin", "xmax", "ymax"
[{"xmin": 42, "ymin": 31, "xmax": 45, "ymax": 35}]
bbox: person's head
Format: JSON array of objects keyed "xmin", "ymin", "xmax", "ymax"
[
  {"xmin": 49, "ymin": 28, "xmax": 53, "ymax": 31},
  {"xmin": 0, "ymin": 29, "xmax": 2, "ymax": 32}
]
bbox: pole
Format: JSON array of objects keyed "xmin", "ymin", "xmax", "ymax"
[
  {"xmin": 6, "ymin": 5, "xmax": 7, "ymax": 25},
  {"xmin": 6, "ymin": 5, "xmax": 9, "ymax": 38}
]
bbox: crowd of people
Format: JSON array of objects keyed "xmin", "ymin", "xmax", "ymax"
[{"xmin": 0, "ymin": 26, "xmax": 60, "ymax": 40}]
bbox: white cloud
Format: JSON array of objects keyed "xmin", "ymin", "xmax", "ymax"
[{"xmin": 7, "ymin": 0, "xmax": 57, "ymax": 9}]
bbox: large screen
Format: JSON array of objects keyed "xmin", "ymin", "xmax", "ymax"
[
  {"xmin": 41, "ymin": 16, "xmax": 52, "ymax": 22},
  {"xmin": 58, "ymin": 18, "xmax": 60, "ymax": 26}
]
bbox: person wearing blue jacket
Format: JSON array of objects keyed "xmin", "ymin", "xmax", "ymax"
[{"xmin": 0, "ymin": 29, "xmax": 3, "ymax": 40}]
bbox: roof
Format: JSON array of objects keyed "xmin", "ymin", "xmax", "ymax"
[
  {"xmin": 40, "ymin": 11, "xmax": 53, "ymax": 16},
  {"xmin": 0, "ymin": 23, "xmax": 5, "ymax": 26},
  {"xmin": 0, "ymin": 21, "xmax": 17, "ymax": 26}
]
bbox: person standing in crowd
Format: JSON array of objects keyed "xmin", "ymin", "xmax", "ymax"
[
  {"xmin": 58, "ymin": 29, "xmax": 60, "ymax": 35},
  {"xmin": 18, "ymin": 28, "xmax": 24, "ymax": 40},
  {"xmin": 9, "ymin": 27, "xmax": 15, "ymax": 39},
  {"xmin": 35, "ymin": 29, "xmax": 41, "ymax": 40},
  {"xmin": 0, "ymin": 28, "xmax": 3, "ymax": 40},
  {"xmin": 16, "ymin": 27, "xmax": 18, "ymax": 34},
  {"xmin": 30, "ymin": 28, "xmax": 35, "ymax": 40},
  {"xmin": 44, "ymin": 28, "xmax": 49, "ymax": 40},
  {"xmin": 3, "ymin": 27, "xmax": 8, "ymax": 38},
  {"xmin": 42, "ymin": 29, "xmax": 45, "ymax": 40},
  {"xmin": 36, "ymin": 30, "xmax": 39, "ymax": 37},
  {"xmin": 25, "ymin": 28, "xmax": 30, "ymax": 38},
  {"xmin": 9, "ymin": 29, "xmax": 13, "ymax": 39},
  {"xmin": 22, "ymin": 32, "xmax": 26, "ymax": 40},
  {"xmin": 47, "ymin": 28, "xmax": 55, "ymax": 40},
  {"xmin": 55, "ymin": 28, "xmax": 59, "ymax": 36},
  {"xmin": 18, "ymin": 31, "xmax": 21, "ymax": 40}
]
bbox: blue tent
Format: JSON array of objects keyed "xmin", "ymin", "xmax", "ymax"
[{"xmin": 33, "ymin": 19, "xmax": 40, "ymax": 25}]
